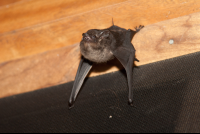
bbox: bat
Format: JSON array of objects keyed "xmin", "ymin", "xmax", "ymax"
[{"xmin": 69, "ymin": 21, "xmax": 144, "ymax": 109}]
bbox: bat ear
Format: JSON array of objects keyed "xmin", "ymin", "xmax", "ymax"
[{"xmin": 112, "ymin": 18, "xmax": 114, "ymax": 26}]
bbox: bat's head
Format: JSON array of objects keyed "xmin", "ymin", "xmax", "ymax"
[{"xmin": 80, "ymin": 29, "xmax": 115, "ymax": 63}]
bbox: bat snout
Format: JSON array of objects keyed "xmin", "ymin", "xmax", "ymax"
[
  {"xmin": 82, "ymin": 33, "xmax": 92, "ymax": 41},
  {"xmin": 84, "ymin": 36, "xmax": 91, "ymax": 41}
]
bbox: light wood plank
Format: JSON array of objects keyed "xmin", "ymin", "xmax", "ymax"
[
  {"xmin": 1, "ymin": 0, "xmax": 200, "ymax": 63},
  {"xmin": 0, "ymin": 0, "xmax": 127, "ymax": 34},
  {"xmin": 0, "ymin": 0, "xmax": 23, "ymax": 7},
  {"xmin": 1, "ymin": 12, "xmax": 200, "ymax": 98}
]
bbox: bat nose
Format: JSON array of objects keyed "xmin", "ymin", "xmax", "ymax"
[{"xmin": 82, "ymin": 33, "xmax": 91, "ymax": 41}]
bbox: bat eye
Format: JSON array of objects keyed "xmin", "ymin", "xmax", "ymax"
[{"xmin": 91, "ymin": 35, "xmax": 96, "ymax": 39}]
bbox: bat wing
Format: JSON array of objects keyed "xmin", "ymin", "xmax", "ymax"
[
  {"xmin": 111, "ymin": 29, "xmax": 137, "ymax": 106},
  {"xmin": 69, "ymin": 56, "xmax": 93, "ymax": 109}
]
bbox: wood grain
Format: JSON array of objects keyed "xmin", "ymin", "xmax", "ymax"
[
  {"xmin": 0, "ymin": 44, "xmax": 80, "ymax": 97},
  {"xmin": 0, "ymin": 0, "xmax": 126, "ymax": 34},
  {"xmin": 134, "ymin": 13, "xmax": 200, "ymax": 65},
  {"xmin": 1, "ymin": 0, "xmax": 200, "ymax": 63},
  {"xmin": 1, "ymin": 12, "xmax": 200, "ymax": 98},
  {"xmin": 0, "ymin": 0, "xmax": 23, "ymax": 7}
]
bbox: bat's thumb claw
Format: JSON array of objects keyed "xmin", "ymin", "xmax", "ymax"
[
  {"xmin": 128, "ymin": 99, "xmax": 135, "ymax": 107},
  {"xmin": 68, "ymin": 99, "xmax": 75, "ymax": 109}
]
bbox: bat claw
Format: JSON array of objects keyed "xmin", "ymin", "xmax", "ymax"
[
  {"xmin": 69, "ymin": 105, "xmax": 74, "ymax": 110},
  {"xmin": 134, "ymin": 58, "xmax": 139, "ymax": 62},
  {"xmin": 68, "ymin": 100, "xmax": 75, "ymax": 109},
  {"xmin": 128, "ymin": 99, "xmax": 135, "ymax": 107}
]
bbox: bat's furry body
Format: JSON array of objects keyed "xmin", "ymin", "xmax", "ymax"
[{"xmin": 69, "ymin": 23, "xmax": 144, "ymax": 108}]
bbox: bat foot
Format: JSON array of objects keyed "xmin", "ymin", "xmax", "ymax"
[{"xmin": 135, "ymin": 25, "xmax": 144, "ymax": 32}]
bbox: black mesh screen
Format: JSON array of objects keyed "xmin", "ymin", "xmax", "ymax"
[{"xmin": 0, "ymin": 52, "xmax": 200, "ymax": 132}]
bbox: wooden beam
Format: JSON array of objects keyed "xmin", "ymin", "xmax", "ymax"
[
  {"xmin": 1, "ymin": 12, "xmax": 200, "ymax": 98},
  {"xmin": 0, "ymin": 0, "xmax": 126, "ymax": 34},
  {"xmin": 1, "ymin": 0, "xmax": 200, "ymax": 63},
  {"xmin": 0, "ymin": 0, "xmax": 22, "ymax": 7}
]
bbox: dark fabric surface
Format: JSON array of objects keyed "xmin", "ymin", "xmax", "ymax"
[{"xmin": 0, "ymin": 52, "xmax": 200, "ymax": 133}]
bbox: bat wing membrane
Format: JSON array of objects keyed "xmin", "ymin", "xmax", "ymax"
[
  {"xmin": 69, "ymin": 56, "xmax": 93, "ymax": 109},
  {"xmin": 111, "ymin": 30, "xmax": 136, "ymax": 106}
]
